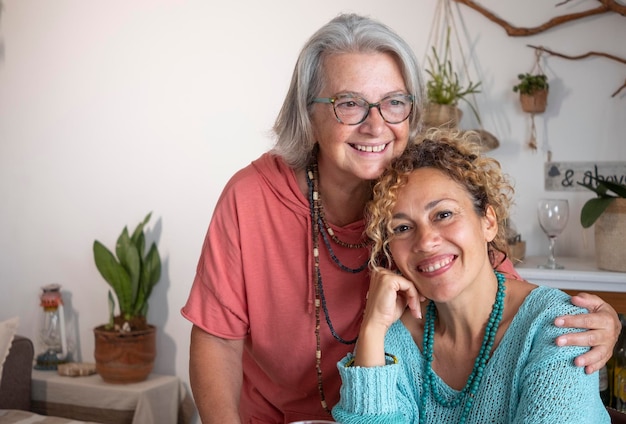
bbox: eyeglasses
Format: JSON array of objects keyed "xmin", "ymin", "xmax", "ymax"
[{"xmin": 312, "ymin": 93, "xmax": 414, "ymax": 125}]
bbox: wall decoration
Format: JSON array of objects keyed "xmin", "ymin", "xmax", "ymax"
[
  {"xmin": 423, "ymin": 0, "xmax": 500, "ymax": 152},
  {"xmin": 512, "ymin": 72, "xmax": 549, "ymax": 114},
  {"xmin": 452, "ymin": 0, "xmax": 625, "ymax": 36},
  {"xmin": 453, "ymin": 1, "xmax": 626, "ymax": 97},
  {"xmin": 526, "ymin": 45, "xmax": 626, "ymax": 97},
  {"xmin": 512, "ymin": 50, "xmax": 550, "ymax": 150},
  {"xmin": 423, "ymin": 28, "xmax": 481, "ymax": 129},
  {"xmin": 544, "ymin": 161, "xmax": 626, "ymax": 191}
]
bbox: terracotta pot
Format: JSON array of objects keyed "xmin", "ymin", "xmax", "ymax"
[
  {"xmin": 519, "ymin": 90, "xmax": 548, "ymax": 114},
  {"xmin": 594, "ymin": 198, "xmax": 626, "ymax": 272},
  {"xmin": 422, "ymin": 103, "xmax": 463, "ymax": 129},
  {"xmin": 93, "ymin": 324, "xmax": 156, "ymax": 384}
]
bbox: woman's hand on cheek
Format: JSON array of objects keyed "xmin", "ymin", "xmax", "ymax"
[
  {"xmin": 356, "ymin": 269, "xmax": 424, "ymax": 367},
  {"xmin": 363, "ymin": 269, "xmax": 424, "ymax": 330}
]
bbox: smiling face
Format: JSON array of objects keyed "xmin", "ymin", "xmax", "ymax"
[
  {"xmin": 388, "ymin": 167, "xmax": 498, "ymax": 302},
  {"xmin": 310, "ymin": 52, "xmax": 411, "ymax": 182}
]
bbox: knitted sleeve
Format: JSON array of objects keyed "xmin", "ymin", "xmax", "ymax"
[
  {"xmin": 331, "ymin": 354, "xmax": 415, "ymax": 424},
  {"xmin": 511, "ymin": 288, "xmax": 610, "ymax": 423}
]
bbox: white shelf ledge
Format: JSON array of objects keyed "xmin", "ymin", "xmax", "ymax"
[{"xmin": 515, "ymin": 256, "xmax": 626, "ymax": 292}]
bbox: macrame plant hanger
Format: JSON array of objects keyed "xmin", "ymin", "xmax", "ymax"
[
  {"xmin": 525, "ymin": 49, "xmax": 547, "ymax": 152},
  {"xmin": 424, "ymin": 0, "xmax": 499, "ymax": 151}
]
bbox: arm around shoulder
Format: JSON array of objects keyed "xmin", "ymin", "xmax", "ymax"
[{"xmin": 554, "ymin": 292, "xmax": 621, "ymax": 374}]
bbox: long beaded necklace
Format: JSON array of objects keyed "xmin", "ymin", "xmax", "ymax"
[
  {"xmin": 306, "ymin": 159, "xmax": 369, "ymax": 413},
  {"xmin": 419, "ymin": 271, "xmax": 506, "ymax": 424}
]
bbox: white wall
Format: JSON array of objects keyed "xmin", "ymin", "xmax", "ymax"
[{"xmin": 0, "ymin": 1, "xmax": 624, "ymax": 421}]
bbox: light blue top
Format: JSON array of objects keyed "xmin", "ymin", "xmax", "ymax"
[{"xmin": 332, "ymin": 286, "xmax": 610, "ymax": 423}]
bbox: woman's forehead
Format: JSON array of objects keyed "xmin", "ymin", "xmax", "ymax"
[{"xmin": 320, "ymin": 52, "xmax": 406, "ymax": 93}]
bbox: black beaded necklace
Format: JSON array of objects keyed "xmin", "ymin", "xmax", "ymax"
[{"xmin": 306, "ymin": 159, "xmax": 369, "ymax": 413}]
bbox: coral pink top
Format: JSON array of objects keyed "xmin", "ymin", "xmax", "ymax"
[{"xmin": 182, "ymin": 153, "xmax": 370, "ymax": 423}]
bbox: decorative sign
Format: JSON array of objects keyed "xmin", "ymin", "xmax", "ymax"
[{"xmin": 544, "ymin": 162, "xmax": 626, "ymax": 192}]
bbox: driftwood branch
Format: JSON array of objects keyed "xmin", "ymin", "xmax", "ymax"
[
  {"xmin": 527, "ymin": 45, "xmax": 626, "ymax": 97},
  {"xmin": 527, "ymin": 45, "xmax": 626, "ymax": 65},
  {"xmin": 453, "ymin": 0, "xmax": 625, "ymax": 36},
  {"xmin": 613, "ymin": 79, "xmax": 626, "ymax": 97},
  {"xmin": 449, "ymin": 1, "xmax": 626, "ymax": 97}
]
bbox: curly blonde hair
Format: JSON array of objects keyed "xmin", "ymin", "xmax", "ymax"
[{"xmin": 366, "ymin": 129, "xmax": 514, "ymax": 271}]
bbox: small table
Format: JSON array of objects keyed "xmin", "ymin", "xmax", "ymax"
[{"xmin": 31, "ymin": 369, "xmax": 195, "ymax": 424}]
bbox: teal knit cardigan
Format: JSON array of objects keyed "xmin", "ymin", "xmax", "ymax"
[{"xmin": 332, "ymin": 286, "xmax": 610, "ymax": 423}]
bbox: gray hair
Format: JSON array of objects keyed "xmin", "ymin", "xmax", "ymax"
[{"xmin": 271, "ymin": 13, "xmax": 424, "ymax": 169}]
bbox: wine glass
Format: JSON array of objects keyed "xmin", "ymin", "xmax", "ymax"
[{"xmin": 537, "ymin": 199, "xmax": 569, "ymax": 269}]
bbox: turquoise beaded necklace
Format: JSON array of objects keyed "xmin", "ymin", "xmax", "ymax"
[{"xmin": 419, "ymin": 271, "xmax": 506, "ymax": 424}]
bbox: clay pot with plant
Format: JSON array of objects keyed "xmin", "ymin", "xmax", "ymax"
[
  {"xmin": 578, "ymin": 178, "xmax": 626, "ymax": 272},
  {"xmin": 423, "ymin": 30, "xmax": 481, "ymax": 129},
  {"xmin": 92, "ymin": 212, "xmax": 162, "ymax": 383},
  {"xmin": 513, "ymin": 73, "xmax": 549, "ymax": 114}
]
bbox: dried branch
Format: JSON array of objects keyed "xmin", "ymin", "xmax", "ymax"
[
  {"xmin": 527, "ymin": 45, "xmax": 626, "ymax": 97},
  {"xmin": 527, "ymin": 45, "xmax": 626, "ymax": 65},
  {"xmin": 613, "ymin": 79, "xmax": 626, "ymax": 97},
  {"xmin": 453, "ymin": 0, "xmax": 625, "ymax": 36},
  {"xmin": 450, "ymin": 1, "xmax": 626, "ymax": 96}
]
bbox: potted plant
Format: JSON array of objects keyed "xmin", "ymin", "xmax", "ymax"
[
  {"xmin": 423, "ymin": 29, "xmax": 481, "ymax": 129},
  {"xmin": 578, "ymin": 178, "xmax": 626, "ymax": 272},
  {"xmin": 92, "ymin": 212, "xmax": 162, "ymax": 383},
  {"xmin": 512, "ymin": 73, "xmax": 549, "ymax": 113}
]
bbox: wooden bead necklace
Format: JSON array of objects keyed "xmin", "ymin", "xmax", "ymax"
[
  {"xmin": 419, "ymin": 271, "xmax": 506, "ymax": 424},
  {"xmin": 306, "ymin": 159, "xmax": 369, "ymax": 413}
]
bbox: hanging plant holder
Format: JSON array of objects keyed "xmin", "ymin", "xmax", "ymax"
[
  {"xmin": 520, "ymin": 89, "xmax": 548, "ymax": 114},
  {"xmin": 421, "ymin": 0, "xmax": 501, "ymax": 152},
  {"xmin": 423, "ymin": 3, "xmax": 489, "ymax": 135},
  {"xmin": 512, "ymin": 50, "xmax": 550, "ymax": 150}
]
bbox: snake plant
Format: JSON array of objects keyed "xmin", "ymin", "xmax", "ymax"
[{"xmin": 93, "ymin": 212, "xmax": 161, "ymax": 331}]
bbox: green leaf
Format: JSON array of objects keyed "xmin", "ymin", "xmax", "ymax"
[
  {"xmin": 93, "ymin": 240, "xmax": 131, "ymax": 309},
  {"xmin": 144, "ymin": 243, "xmax": 161, "ymax": 285},
  {"xmin": 134, "ymin": 243, "xmax": 161, "ymax": 316},
  {"xmin": 577, "ymin": 181, "xmax": 607, "ymax": 197},
  {"xmin": 512, "ymin": 73, "xmax": 548, "ymax": 94},
  {"xmin": 599, "ymin": 180, "xmax": 626, "ymax": 198},
  {"xmin": 580, "ymin": 197, "xmax": 616, "ymax": 228},
  {"xmin": 577, "ymin": 178, "xmax": 626, "ymax": 198},
  {"xmin": 115, "ymin": 229, "xmax": 140, "ymax": 315},
  {"xmin": 130, "ymin": 212, "xmax": 151, "ymax": 257}
]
